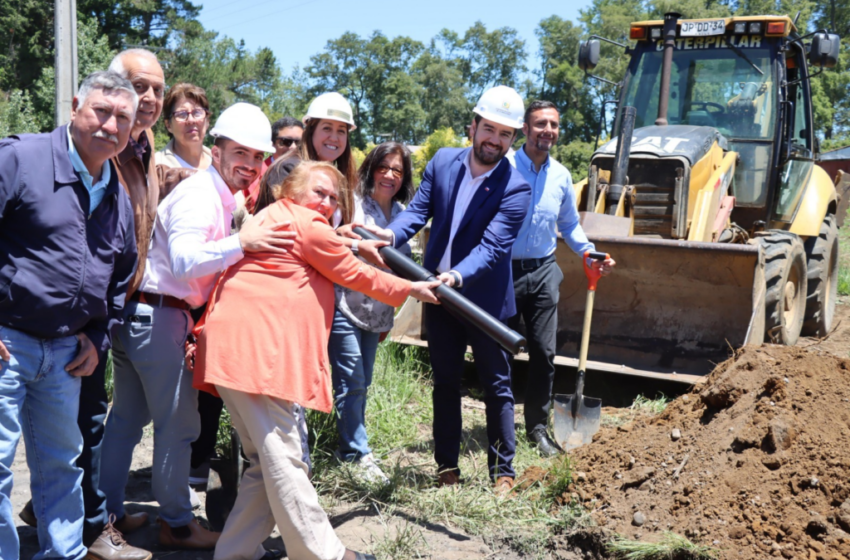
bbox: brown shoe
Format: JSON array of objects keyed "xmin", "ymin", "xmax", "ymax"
[
  {"xmin": 437, "ymin": 470, "xmax": 460, "ymax": 487},
  {"xmin": 19, "ymin": 500, "xmax": 37, "ymax": 528},
  {"xmin": 85, "ymin": 516, "xmax": 152, "ymax": 560},
  {"xmin": 158, "ymin": 518, "xmax": 220, "ymax": 550},
  {"xmin": 113, "ymin": 511, "xmax": 148, "ymax": 535},
  {"xmin": 493, "ymin": 476, "xmax": 515, "ymax": 495}
]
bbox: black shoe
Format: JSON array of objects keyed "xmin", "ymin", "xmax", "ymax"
[
  {"xmin": 260, "ymin": 548, "xmax": 285, "ymax": 560},
  {"xmin": 19, "ymin": 500, "xmax": 37, "ymax": 528},
  {"xmin": 353, "ymin": 553, "xmax": 377, "ymax": 560},
  {"xmin": 528, "ymin": 427, "xmax": 562, "ymax": 458}
]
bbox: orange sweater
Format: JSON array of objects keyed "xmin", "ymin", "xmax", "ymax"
[{"xmin": 194, "ymin": 198, "xmax": 411, "ymax": 413}]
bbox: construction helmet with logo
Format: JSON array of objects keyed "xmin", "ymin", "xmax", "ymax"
[
  {"xmin": 303, "ymin": 92, "xmax": 357, "ymax": 130},
  {"xmin": 473, "ymin": 85, "xmax": 525, "ymax": 129},
  {"xmin": 210, "ymin": 102, "xmax": 275, "ymax": 153}
]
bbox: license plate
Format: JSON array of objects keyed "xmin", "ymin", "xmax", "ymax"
[{"xmin": 680, "ymin": 20, "xmax": 726, "ymax": 37}]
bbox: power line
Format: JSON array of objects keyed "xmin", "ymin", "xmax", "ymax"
[
  {"xmin": 201, "ymin": 0, "xmax": 289, "ymax": 25},
  {"xmin": 198, "ymin": 0, "xmax": 250, "ymax": 16},
  {"xmin": 210, "ymin": 0, "xmax": 320, "ymax": 32}
]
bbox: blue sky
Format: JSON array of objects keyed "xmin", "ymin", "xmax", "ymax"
[{"xmin": 196, "ymin": 0, "xmax": 591, "ymax": 74}]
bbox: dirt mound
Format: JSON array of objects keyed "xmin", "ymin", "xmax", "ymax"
[{"xmin": 559, "ymin": 345, "xmax": 850, "ymax": 559}]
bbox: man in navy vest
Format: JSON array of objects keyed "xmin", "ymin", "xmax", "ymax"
[
  {"xmin": 0, "ymin": 71, "xmax": 138, "ymax": 560},
  {"xmin": 365, "ymin": 86, "xmax": 531, "ymax": 493}
]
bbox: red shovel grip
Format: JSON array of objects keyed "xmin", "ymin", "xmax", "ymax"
[{"xmin": 583, "ymin": 251, "xmax": 609, "ymax": 291}]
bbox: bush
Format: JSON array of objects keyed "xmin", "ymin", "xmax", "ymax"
[{"xmin": 412, "ymin": 127, "xmax": 468, "ymax": 185}]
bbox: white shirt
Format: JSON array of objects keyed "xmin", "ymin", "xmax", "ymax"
[
  {"xmin": 437, "ymin": 152, "xmax": 497, "ymax": 274},
  {"xmin": 139, "ymin": 165, "xmax": 244, "ymax": 308},
  {"xmin": 172, "ymin": 151, "xmax": 194, "ymax": 169}
]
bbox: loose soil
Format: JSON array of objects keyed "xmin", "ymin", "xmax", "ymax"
[
  {"xmin": 550, "ymin": 342, "xmax": 850, "ymax": 560},
  {"xmin": 11, "ymin": 303, "xmax": 850, "ymax": 559}
]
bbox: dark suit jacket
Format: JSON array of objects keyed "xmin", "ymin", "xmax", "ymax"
[{"xmin": 389, "ymin": 147, "xmax": 530, "ymax": 321}]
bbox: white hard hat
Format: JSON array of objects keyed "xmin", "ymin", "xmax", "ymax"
[
  {"xmin": 209, "ymin": 102, "xmax": 275, "ymax": 153},
  {"xmin": 303, "ymin": 92, "xmax": 357, "ymax": 130},
  {"xmin": 473, "ymin": 85, "xmax": 525, "ymax": 129}
]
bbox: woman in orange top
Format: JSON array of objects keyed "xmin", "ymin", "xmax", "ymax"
[{"xmin": 193, "ymin": 161, "xmax": 438, "ymax": 560}]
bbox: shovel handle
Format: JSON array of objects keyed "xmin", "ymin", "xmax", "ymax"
[{"xmin": 583, "ymin": 251, "xmax": 610, "ymax": 291}]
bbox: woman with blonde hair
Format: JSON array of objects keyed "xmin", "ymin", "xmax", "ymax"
[{"xmin": 193, "ymin": 161, "xmax": 439, "ymax": 560}]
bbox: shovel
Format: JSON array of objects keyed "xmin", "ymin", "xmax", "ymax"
[{"xmin": 553, "ymin": 251, "xmax": 609, "ymax": 451}]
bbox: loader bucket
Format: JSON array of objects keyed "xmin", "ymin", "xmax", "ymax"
[
  {"xmin": 555, "ymin": 236, "xmax": 765, "ymax": 376},
  {"xmin": 387, "ymin": 227, "xmax": 766, "ymax": 381}
]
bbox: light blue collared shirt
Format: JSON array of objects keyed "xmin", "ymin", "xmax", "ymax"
[
  {"xmin": 508, "ymin": 145, "xmax": 594, "ymax": 260},
  {"xmin": 67, "ymin": 125, "xmax": 111, "ymax": 214}
]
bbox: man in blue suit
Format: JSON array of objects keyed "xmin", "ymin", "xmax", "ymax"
[{"xmin": 367, "ymin": 86, "xmax": 531, "ymax": 492}]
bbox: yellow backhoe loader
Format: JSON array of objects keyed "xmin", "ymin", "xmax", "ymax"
[{"xmin": 389, "ymin": 13, "xmax": 848, "ymax": 383}]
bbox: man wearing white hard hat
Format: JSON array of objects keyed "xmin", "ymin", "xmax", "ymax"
[
  {"xmin": 99, "ymin": 102, "xmax": 295, "ymax": 550},
  {"xmin": 364, "ymin": 85, "xmax": 531, "ymax": 493}
]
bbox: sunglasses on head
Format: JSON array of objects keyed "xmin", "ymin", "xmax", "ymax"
[{"xmin": 275, "ymin": 137, "xmax": 301, "ymax": 148}]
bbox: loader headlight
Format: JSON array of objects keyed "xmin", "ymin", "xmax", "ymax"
[
  {"xmin": 734, "ymin": 22, "xmax": 747, "ymax": 34},
  {"xmin": 748, "ymin": 22, "xmax": 763, "ymax": 34}
]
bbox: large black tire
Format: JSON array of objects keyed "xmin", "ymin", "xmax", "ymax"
[
  {"xmin": 801, "ymin": 214, "xmax": 839, "ymax": 337},
  {"xmin": 761, "ymin": 231, "xmax": 807, "ymax": 345}
]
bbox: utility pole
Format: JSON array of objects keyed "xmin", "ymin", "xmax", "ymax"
[{"xmin": 54, "ymin": 0, "xmax": 78, "ymax": 126}]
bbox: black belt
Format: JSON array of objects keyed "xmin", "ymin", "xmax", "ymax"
[
  {"xmin": 130, "ymin": 291, "xmax": 190, "ymax": 311},
  {"xmin": 512, "ymin": 254, "xmax": 555, "ymax": 271}
]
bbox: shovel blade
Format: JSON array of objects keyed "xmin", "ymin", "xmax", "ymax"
[{"xmin": 552, "ymin": 393, "xmax": 602, "ymax": 451}]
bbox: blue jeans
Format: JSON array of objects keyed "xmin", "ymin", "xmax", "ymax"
[
  {"xmin": 99, "ymin": 302, "xmax": 199, "ymax": 527},
  {"xmin": 328, "ymin": 309, "xmax": 380, "ymax": 462},
  {"xmin": 0, "ymin": 325, "xmax": 86, "ymax": 560}
]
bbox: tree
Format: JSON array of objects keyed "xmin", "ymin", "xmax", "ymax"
[
  {"xmin": 811, "ymin": 0, "xmax": 850, "ymax": 142},
  {"xmin": 362, "ymin": 33, "xmax": 426, "ymax": 144},
  {"xmin": 160, "ymin": 24, "xmax": 286, "ymax": 132},
  {"xmin": 0, "ymin": 89, "xmax": 40, "ymax": 137},
  {"xmin": 411, "ymin": 48, "xmax": 470, "ymax": 136},
  {"xmin": 305, "ymin": 32, "xmax": 370, "ymax": 147},
  {"xmin": 29, "ymin": 15, "xmax": 115, "ymax": 130},
  {"xmin": 412, "ymin": 128, "xmax": 468, "ymax": 183},
  {"xmin": 436, "ymin": 22, "xmax": 528, "ymax": 102},
  {"xmin": 535, "ymin": 15, "xmax": 599, "ymax": 144},
  {"xmin": 0, "ymin": 0, "xmax": 55, "ymax": 93},
  {"xmin": 79, "ymin": 0, "xmax": 200, "ymax": 50}
]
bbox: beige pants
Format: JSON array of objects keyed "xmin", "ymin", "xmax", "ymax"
[{"xmin": 214, "ymin": 386, "xmax": 346, "ymax": 560}]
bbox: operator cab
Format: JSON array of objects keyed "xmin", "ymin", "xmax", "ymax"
[{"xmin": 622, "ymin": 17, "xmax": 804, "ymax": 231}]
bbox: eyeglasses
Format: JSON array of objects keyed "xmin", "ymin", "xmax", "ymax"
[
  {"xmin": 375, "ymin": 165, "xmax": 403, "ymax": 179},
  {"xmin": 274, "ymin": 137, "xmax": 301, "ymax": 148},
  {"xmin": 171, "ymin": 109, "xmax": 208, "ymax": 122}
]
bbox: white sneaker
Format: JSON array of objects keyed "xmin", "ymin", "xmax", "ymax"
[
  {"xmin": 357, "ymin": 453, "xmax": 390, "ymax": 485},
  {"xmin": 189, "ymin": 486, "xmax": 202, "ymax": 509}
]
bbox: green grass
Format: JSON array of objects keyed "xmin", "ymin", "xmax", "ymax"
[
  {"xmin": 305, "ymin": 341, "xmax": 588, "ymax": 552},
  {"xmin": 629, "ymin": 394, "xmax": 671, "ymax": 415},
  {"xmin": 601, "ymin": 393, "xmax": 671, "ymax": 427},
  {"xmin": 104, "ymin": 351, "xmax": 114, "ymax": 402},
  {"xmin": 838, "ymin": 207, "xmax": 850, "ymax": 296},
  {"xmin": 544, "ymin": 455, "xmax": 573, "ymax": 504},
  {"xmin": 607, "ymin": 532, "xmax": 719, "ymax": 560},
  {"xmin": 372, "ymin": 520, "xmax": 429, "ymax": 559}
]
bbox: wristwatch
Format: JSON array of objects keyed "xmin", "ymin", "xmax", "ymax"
[{"xmin": 351, "ymin": 240, "xmax": 360, "ymax": 255}]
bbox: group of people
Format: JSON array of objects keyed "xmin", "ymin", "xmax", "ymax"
[{"xmin": 0, "ymin": 45, "xmax": 614, "ymax": 560}]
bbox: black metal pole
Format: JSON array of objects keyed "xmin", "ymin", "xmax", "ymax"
[
  {"xmin": 353, "ymin": 227, "xmax": 527, "ymax": 355},
  {"xmin": 655, "ymin": 12, "xmax": 680, "ymax": 126},
  {"xmin": 607, "ymin": 105, "xmax": 636, "ymax": 212}
]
